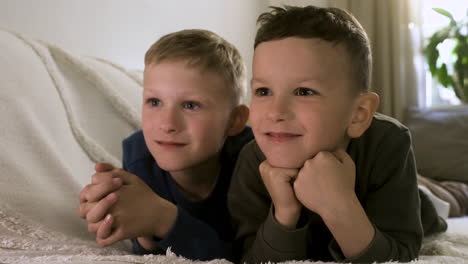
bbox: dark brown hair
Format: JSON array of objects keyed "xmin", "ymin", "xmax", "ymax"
[
  {"xmin": 255, "ymin": 6, "xmax": 371, "ymax": 93},
  {"xmin": 145, "ymin": 29, "xmax": 246, "ymax": 104}
]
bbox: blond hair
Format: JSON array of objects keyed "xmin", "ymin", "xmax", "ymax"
[{"xmin": 145, "ymin": 29, "xmax": 246, "ymax": 105}]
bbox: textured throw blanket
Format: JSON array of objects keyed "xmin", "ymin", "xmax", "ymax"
[
  {"xmin": 1, "ymin": 203, "xmax": 468, "ymax": 264},
  {"xmin": 1, "ymin": 28, "xmax": 468, "ymax": 264},
  {"xmin": 418, "ymin": 175, "xmax": 468, "ymax": 217}
]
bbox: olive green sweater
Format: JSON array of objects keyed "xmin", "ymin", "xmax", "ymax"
[{"xmin": 228, "ymin": 113, "xmax": 447, "ymax": 263}]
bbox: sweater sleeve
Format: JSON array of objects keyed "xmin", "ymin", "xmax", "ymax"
[
  {"xmin": 228, "ymin": 141, "xmax": 309, "ymax": 263},
  {"xmin": 130, "ymin": 206, "xmax": 233, "ymax": 260},
  {"xmin": 157, "ymin": 206, "xmax": 233, "ymax": 261},
  {"xmin": 330, "ymin": 127, "xmax": 424, "ymax": 262}
]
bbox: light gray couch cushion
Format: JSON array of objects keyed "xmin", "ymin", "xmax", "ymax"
[{"xmin": 406, "ymin": 106, "xmax": 468, "ymax": 184}]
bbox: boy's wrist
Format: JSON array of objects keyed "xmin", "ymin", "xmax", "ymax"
[
  {"xmin": 318, "ymin": 193, "xmax": 375, "ymax": 259},
  {"xmin": 152, "ymin": 199, "xmax": 177, "ymax": 238},
  {"xmin": 318, "ymin": 193, "xmax": 360, "ymax": 224},
  {"xmin": 136, "ymin": 236, "xmax": 160, "ymax": 251},
  {"xmin": 274, "ymin": 206, "xmax": 301, "ymax": 229}
]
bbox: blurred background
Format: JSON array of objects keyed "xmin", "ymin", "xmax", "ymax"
[{"xmin": 0, "ymin": 0, "xmax": 467, "ymax": 120}]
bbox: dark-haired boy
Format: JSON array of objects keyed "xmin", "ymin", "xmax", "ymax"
[{"xmin": 228, "ymin": 5, "xmax": 446, "ymax": 263}]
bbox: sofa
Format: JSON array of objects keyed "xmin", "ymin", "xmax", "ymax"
[{"xmin": 406, "ymin": 106, "xmax": 468, "ymax": 217}]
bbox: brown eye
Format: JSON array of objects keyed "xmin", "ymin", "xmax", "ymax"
[
  {"xmin": 294, "ymin": 88, "xmax": 316, "ymax": 96},
  {"xmin": 254, "ymin": 87, "xmax": 271, "ymax": 96},
  {"xmin": 147, "ymin": 98, "xmax": 161, "ymax": 107},
  {"xmin": 182, "ymin": 101, "xmax": 200, "ymax": 110}
]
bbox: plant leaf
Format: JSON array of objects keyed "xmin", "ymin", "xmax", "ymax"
[
  {"xmin": 437, "ymin": 64, "xmax": 451, "ymax": 88},
  {"xmin": 433, "ymin": 8, "xmax": 456, "ymax": 26}
]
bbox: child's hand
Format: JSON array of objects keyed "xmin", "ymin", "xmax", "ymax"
[
  {"xmin": 78, "ymin": 163, "xmax": 122, "ymax": 222},
  {"xmin": 259, "ymin": 160, "xmax": 301, "ymax": 229},
  {"xmin": 93, "ymin": 170, "xmax": 177, "ymax": 247},
  {"xmin": 96, "ymin": 217, "xmax": 160, "ymax": 251},
  {"xmin": 293, "ymin": 149, "xmax": 356, "ymax": 217}
]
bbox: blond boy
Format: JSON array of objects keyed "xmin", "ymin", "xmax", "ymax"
[{"xmin": 79, "ymin": 29, "xmax": 251, "ymax": 261}]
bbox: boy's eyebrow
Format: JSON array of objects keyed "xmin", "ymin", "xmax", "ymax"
[
  {"xmin": 142, "ymin": 89, "xmax": 217, "ymax": 104},
  {"xmin": 142, "ymin": 90, "xmax": 155, "ymax": 96},
  {"xmin": 299, "ymin": 77, "xmax": 326, "ymax": 85},
  {"xmin": 251, "ymin": 77, "xmax": 325, "ymax": 85},
  {"xmin": 250, "ymin": 78, "xmax": 268, "ymax": 85}
]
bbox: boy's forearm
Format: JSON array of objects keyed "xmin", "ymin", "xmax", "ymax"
[{"xmin": 320, "ymin": 193, "xmax": 374, "ymax": 259}]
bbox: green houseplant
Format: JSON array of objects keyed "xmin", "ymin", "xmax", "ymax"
[{"xmin": 423, "ymin": 8, "xmax": 468, "ymax": 103}]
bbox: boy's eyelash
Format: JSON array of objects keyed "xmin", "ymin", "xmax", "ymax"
[
  {"xmin": 253, "ymin": 87, "xmax": 318, "ymax": 97},
  {"xmin": 294, "ymin": 87, "xmax": 317, "ymax": 96}
]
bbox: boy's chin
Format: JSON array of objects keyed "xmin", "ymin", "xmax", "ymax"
[{"xmin": 266, "ymin": 156, "xmax": 305, "ymax": 169}]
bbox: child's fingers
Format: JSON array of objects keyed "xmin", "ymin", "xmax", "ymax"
[
  {"xmin": 91, "ymin": 169, "xmax": 131, "ymax": 185},
  {"xmin": 260, "ymin": 161, "xmax": 298, "ymax": 181},
  {"xmin": 80, "ymin": 177, "xmax": 122, "ymax": 203},
  {"xmin": 92, "ymin": 170, "xmax": 119, "ymax": 185},
  {"xmin": 282, "ymin": 168, "xmax": 300, "ymax": 180},
  {"xmin": 96, "ymin": 227, "xmax": 124, "ymax": 247},
  {"xmin": 87, "ymin": 220, "xmax": 102, "ymax": 233},
  {"xmin": 78, "ymin": 201, "xmax": 96, "ymax": 219},
  {"xmin": 86, "ymin": 192, "xmax": 118, "ymax": 223},
  {"xmin": 96, "ymin": 214, "xmax": 114, "ymax": 239},
  {"xmin": 95, "ymin": 162, "xmax": 115, "ymax": 172},
  {"xmin": 111, "ymin": 169, "xmax": 135, "ymax": 185}
]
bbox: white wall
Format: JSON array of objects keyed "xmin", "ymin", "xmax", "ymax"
[{"xmin": 0, "ymin": 0, "xmax": 266, "ymax": 72}]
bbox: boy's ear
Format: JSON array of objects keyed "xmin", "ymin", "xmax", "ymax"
[
  {"xmin": 347, "ymin": 92, "xmax": 380, "ymax": 138},
  {"xmin": 227, "ymin": 105, "xmax": 249, "ymax": 136}
]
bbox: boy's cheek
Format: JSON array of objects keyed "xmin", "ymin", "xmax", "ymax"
[{"xmin": 247, "ymin": 113, "xmax": 263, "ymax": 134}]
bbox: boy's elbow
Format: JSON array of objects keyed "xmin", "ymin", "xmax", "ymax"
[
  {"xmin": 403, "ymin": 241, "xmax": 421, "ymax": 262},
  {"xmin": 366, "ymin": 229, "xmax": 422, "ymax": 263},
  {"xmin": 406, "ymin": 229, "xmax": 423, "ymax": 261},
  {"xmin": 391, "ymin": 235, "xmax": 422, "ymax": 262}
]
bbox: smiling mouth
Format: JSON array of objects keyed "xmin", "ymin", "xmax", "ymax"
[
  {"xmin": 155, "ymin": 141, "xmax": 187, "ymax": 148},
  {"xmin": 265, "ymin": 132, "xmax": 301, "ymax": 142}
]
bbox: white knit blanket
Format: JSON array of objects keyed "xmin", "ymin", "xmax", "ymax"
[
  {"xmin": 0, "ymin": 27, "xmax": 141, "ymax": 263},
  {"xmin": 1, "ymin": 28, "xmax": 467, "ymax": 264}
]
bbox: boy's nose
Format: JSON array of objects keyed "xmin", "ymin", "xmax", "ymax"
[
  {"xmin": 159, "ymin": 108, "xmax": 181, "ymax": 133},
  {"xmin": 159, "ymin": 124, "xmax": 177, "ymax": 134},
  {"xmin": 266, "ymin": 98, "xmax": 291, "ymax": 122}
]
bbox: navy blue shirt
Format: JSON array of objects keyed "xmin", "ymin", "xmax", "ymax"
[{"xmin": 122, "ymin": 127, "xmax": 253, "ymax": 261}]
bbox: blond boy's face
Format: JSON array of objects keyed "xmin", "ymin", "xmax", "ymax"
[
  {"xmin": 250, "ymin": 37, "xmax": 358, "ymax": 169},
  {"xmin": 142, "ymin": 60, "xmax": 233, "ymax": 172}
]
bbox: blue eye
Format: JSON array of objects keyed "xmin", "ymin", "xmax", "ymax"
[
  {"xmin": 254, "ymin": 87, "xmax": 271, "ymax": 96},
  {"xmin": 294, "ymin": 88, "xmax": 316, "ymax": 96},
  {"xmin": 182, "ymin": 101, "xmax": 200, "ymax": 110},
  {"xmin": 147, "ymin": 98, "xmax": 161, "ymax": 107}
]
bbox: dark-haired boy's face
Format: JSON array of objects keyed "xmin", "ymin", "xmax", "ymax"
[{"xmin": 250, "ymin": 37, "xmax": 359, "ymax": 169}]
